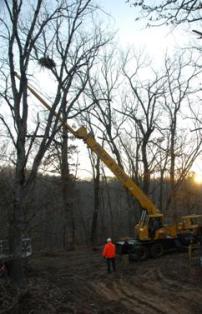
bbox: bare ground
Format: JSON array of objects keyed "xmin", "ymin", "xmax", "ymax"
[{"xmin": 1, "ymin": 248, "xmax": 202, "ymax": 313}]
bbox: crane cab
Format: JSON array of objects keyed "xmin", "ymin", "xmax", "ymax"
[{"xmin": 135, "ymin": 211, "xmax": 177, "ymax": 241}]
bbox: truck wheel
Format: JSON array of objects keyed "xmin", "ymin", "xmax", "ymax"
[
  {"xmin": 129, "ymin": 246, "xmax": 149, "ymax": 262},
  {"xmin": 150, "ymin": 243, "xmax": 164, "ymax": 258}
]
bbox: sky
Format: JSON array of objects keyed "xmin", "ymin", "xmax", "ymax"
[
  {"xmin": 25, "ymin": 0, "xmax": 201, "ymax": 180},
  {"xmin": 73, "ymin": 0, "xmax": 201, "ymax": 179},
  {"xmin": 97, "ymin": 0, "xmax": 193, "ymax": 63},
  {"xmin": 106, "ymin": 1, "xmax": 202, "ymax": 178}
]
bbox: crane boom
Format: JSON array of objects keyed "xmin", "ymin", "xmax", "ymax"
[
  {"xmin": 14, "ymin": 72, "xmax": 160, "ymax": 215},
  {"xmin": 75, "ymin": 127, "xmax": 159, "ymax": 215}
]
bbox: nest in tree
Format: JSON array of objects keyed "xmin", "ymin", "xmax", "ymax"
[{"xmin": 38, "ymin": 57, "xmax": 56, "ymax": 69}]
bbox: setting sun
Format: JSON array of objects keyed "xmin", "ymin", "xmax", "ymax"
[{"xmin": 193, "ymin": 173, "xmax": 202, "ymax": 184}]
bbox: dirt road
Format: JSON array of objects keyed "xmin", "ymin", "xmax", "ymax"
[{"xmin": 1, "ymin": 248, "xmax": 202, "ymax": 313}]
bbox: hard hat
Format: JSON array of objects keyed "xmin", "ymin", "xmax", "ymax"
[{"xmin": 107, "ymin": 238, "xmax": 112, "ymax": 242}]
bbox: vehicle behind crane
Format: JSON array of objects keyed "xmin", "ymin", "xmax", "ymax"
[{"xmin": 15, "ymin": 72, "xmax": 202, "ymax": 261}]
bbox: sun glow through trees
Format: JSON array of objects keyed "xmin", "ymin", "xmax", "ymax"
[{"xmin": 193, "ymin": 173, "xmax": 202, "ymax": 185}]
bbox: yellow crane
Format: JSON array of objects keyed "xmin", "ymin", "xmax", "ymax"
[{"xmin": 14, "ymin": 72, "xmax": 202, "ymax": 260}]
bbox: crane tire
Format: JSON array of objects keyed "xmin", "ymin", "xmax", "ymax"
[
  {"xmin": 129, "ymin": 246, "xmax": 149, "ymax": 262},
  {"xmin": 150, "ymin": 243, "xmax": 164, "ymax": 258}
]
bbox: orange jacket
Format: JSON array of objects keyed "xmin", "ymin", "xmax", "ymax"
[{"xmin": 102, "ymin": 242, "xmax": 116, "ymax": 258}]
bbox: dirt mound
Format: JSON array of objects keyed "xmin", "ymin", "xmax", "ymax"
[{"xmin": 1, "ymin": 249, "xmax": 202, "ymax": 313}]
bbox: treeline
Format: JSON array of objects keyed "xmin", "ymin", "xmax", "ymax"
[{"xmin": 0, "ymin": 167, "xmax": 201, "ymax": 251}]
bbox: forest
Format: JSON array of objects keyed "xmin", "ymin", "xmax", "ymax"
[
  {"xmin": 0, "ymin": 167, "xmax": 202, "ymax": 250},
  {"xmin": 0, "ymin": 0, "xmax": 202, "ymax": 313}
]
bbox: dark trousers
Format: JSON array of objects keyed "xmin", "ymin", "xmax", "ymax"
[{"xmin": 106, "ymin": 258, "xmax": 116, "ymax": 273}]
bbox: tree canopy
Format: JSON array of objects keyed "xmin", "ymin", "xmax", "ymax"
[{"xmin": 127, "ymin": 1, "xmax": 202, "ymax": 27}]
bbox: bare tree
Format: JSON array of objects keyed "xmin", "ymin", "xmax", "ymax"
[
  {"xmin": 0, "ymin": 0, "xmax": 66, "ymax": 286},
  {"xmin": 85, "ymin": 48, "xmax": 124, "ymax": 166},
  {"xmin": 88, "ymin": 140, "xmax": 101, "ymax": 245},
  {"xmin": 80, "ymin": 48, "xmax": 128, "ymax": 239},
  {"xmin": 127, "ymin": 0, "xmax": 202, "ymax": 27},
  {"xmin": 121, "ymin": 52, "xmax": 166, "ymax": 195},
  {"xmin": 83, "ymin": 49, "xmax": 155, "ymax": 235},
  {"xmin": 0, "ymin": 0, "xmax": 110, "ymax": 285},
  {"xmin": 161, "ymin": 53, "xmax": 202, "ymax": 213},
  {"xmin": 35, "ymin": 1, "xmax": 111, "ymax": 249}
]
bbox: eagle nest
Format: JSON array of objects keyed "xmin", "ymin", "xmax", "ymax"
[{"xmin": 38, "ymin": 57, "xmax": 56, "ymax": 69}]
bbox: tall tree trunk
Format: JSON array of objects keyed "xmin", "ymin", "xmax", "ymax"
[
  {"xmin": 9, "ymin": 156, "xmax": 26, "ymax": 286},
  {"xmin": 159, "ymin": 169, "xmax": 164, "ymax": 212},
  {"xmin": 166, "ymin": 121, "xmax": 177, "ymax": 213},
  {"xmin": 90, "ymin": 156, "xmax": 100, "ymax": 245},
  {"xmin": 142, "ymin": 141, "xmax": 150, "ymax": 194},
  {"xmin": 61, "ymin": 129, "xmax": 75, "ymax": 250}
]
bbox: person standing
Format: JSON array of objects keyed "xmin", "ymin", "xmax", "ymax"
[{"xmin": 102, "ymin": 238, "xmax": 116, "ymax": 273}]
